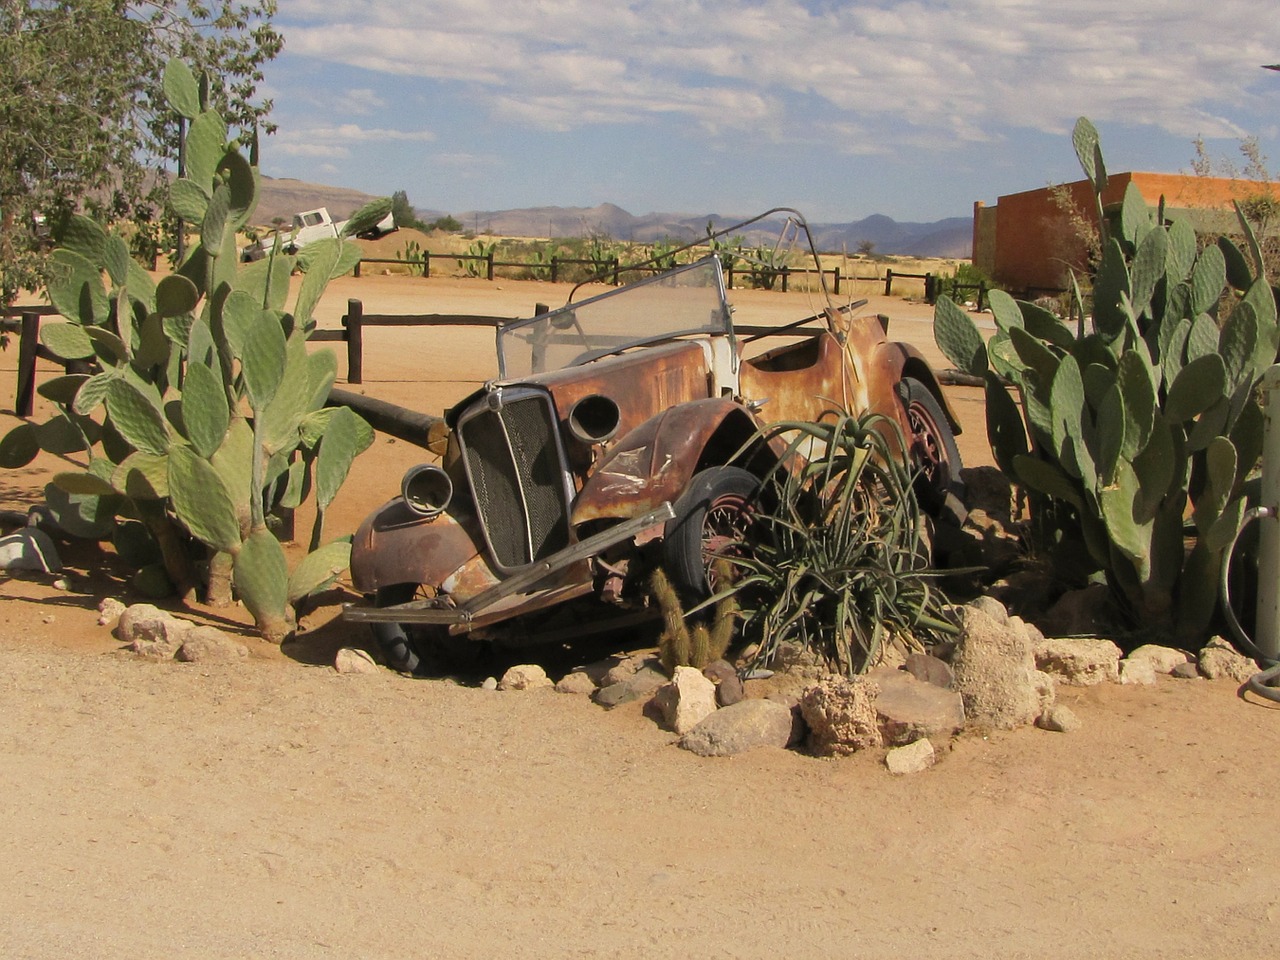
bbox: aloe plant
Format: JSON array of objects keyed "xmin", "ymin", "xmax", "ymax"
[
  {"xmin": 0, "ymin": 59, "xmax": 376, "ymax": 643},
  {"xmin": 711, "ymin": 412, "xmax": 955, "ymax": 677},
  {"xmin": 933, "ymin": 117, "xmax": 1274, "ymax": 643}
]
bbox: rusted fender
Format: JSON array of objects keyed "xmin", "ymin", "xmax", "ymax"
[
  {"xmin": 876, "ymin": 341, "xmax": 964, "ymax": 434},
  {"xmin": 572, "ymin": 398, "xmax": 769, "ymax": 523},
  {"xmin": 349, "ymin": 498, "xmax": 491, "ymax": 597}
]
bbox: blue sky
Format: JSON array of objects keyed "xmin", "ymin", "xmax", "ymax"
[{"xmin": 257, "ymin": 0, "xmax": 1280, "ymax": 225}]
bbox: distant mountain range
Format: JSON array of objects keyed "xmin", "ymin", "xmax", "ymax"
[{"xmin": 256, "ymin": 177, "xmax": 973, "ymax": 258}]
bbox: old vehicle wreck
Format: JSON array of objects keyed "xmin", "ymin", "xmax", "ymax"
[{"xmin": 344, "ymin": 210, "xmax": 964, "ymax": 672}]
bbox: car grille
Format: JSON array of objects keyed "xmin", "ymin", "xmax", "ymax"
[{"xmin": 459, "ymin": 390, "xmax": 570, "ymax": 570}]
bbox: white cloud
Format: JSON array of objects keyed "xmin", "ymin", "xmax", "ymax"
[{"xmin": 275, "ymin": 0, "xmax": 1280, "ymax": 153}]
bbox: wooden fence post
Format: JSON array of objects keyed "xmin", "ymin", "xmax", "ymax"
[
  {"xmin": 15, "ymin": 312, "xmax": 39, "ymax": 417},
  {"xmin": 883, "ymin": 269, "xmax": 894, "ymax": 296},
  {"xmin": 780, "ymin": 266, "xmax": 790, "ymax": 293},
  {"xmin": 354, "ymin": 260, "xmax": 362, "ymax": 278},
  {"xmin": 423, "ymin": 253, "xmax": 431, "ymax": 278},
  {"xmin": 486, "ymin": 253, "xmax": 494, "ymax": 281},
  {"xmin": 832, "ymin": 266, "xmax": 841, "ymax": 297},
  {"xmin": 345, "ymin": 298, "xmax": 364, "ymax": 385}
]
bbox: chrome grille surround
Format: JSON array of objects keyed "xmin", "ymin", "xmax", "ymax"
[{"xmin": 456, "ymin": 386, "xmax": 573, "ymax": 572}]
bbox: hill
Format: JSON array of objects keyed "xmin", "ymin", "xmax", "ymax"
[{"xmin": 254, "ymin": 179, "xmax": 971, "ymax": 257}]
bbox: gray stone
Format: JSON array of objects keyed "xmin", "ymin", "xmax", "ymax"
[
  {"xmin": 334, "ymin": 647, "xmax": 380, "ymax": 675},
  {"xmin": 870, "ymin": 669, "xmax": 965, "ymax": 745},
  {"xmin": 1171, "ymin": 662, "xmax": 1201, "ymax": 680},
  {"xmin": 554, "ymin": 670, "xmax": 597, "ymax": 695},
  {"xmin": 1035, "ymin": 704, "xmax": 1081, "ymax": 732},
  {"xmin": 903, "ymin": 653, "xmax": 954, "ymax": 689},
  {"xmin": 951, "ymin": 606, "xmax": 1041, "ymax": 730},
  {"xmin": 96, "ymin": 597, "xmax": 127, "ymax": 628},
  {"xmin": 176, "ymin": 626, "xmax": 249, "ymax": 663},
  {"xmin": 702, "ymin": 659, "xmax": 744, "ymax": 706},
  {"xmin": 1127, "ymin": 644, "xmax": 1191, "ymax": 675},
  {"xmin": 968, "ymin": 595, "xmax": 1009, "ymax": 625},
  {"xmin": 1118, "ymin": 657, "xmax": 1158, "ymax": 686},
  {"xmin": 498, "ymin": 664, "xmax": 553, "ymax": 691},
  {"xmin": 0, "ymin": 528, "xmax": 61, "ymax": 573},
  {"xmin": 1033, "ymin": 637, "xmax": 1122, "ymax": 686},
  {"xmin": 652, "ymin": 666, "xmax": 718, "ymax": 735},
  {"xmin": 593, "ymin": 665, "xmax": 667, "ymax": 708},
  {"xmin": 481, "ymin": 676, "xmax": 499, "ymax": 691},
  {"xmin": 678, "ymin": 699, "xmax": 795, "ymax": 757},
  {"xmin": 800, "ymin": 675, "xmax": 883, "ymax": 756},
  {"xmin": 885, "ymin": 738, "xmax": 936, "ymax": 775},
  {"xmin": 1198, "ymin": 637, "xmax": 1259, "ymax": 683},
  {"xmin": 118, "ymin": 605, "xmax": 192, "ymax": 659}
]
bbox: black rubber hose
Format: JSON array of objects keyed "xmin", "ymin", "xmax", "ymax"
[
  {"xmin": 1219, "ymin": 507, "xmax": 1280, "ymax": 703},
  {"xmin": 370, "ymin": 620, "xmax": 420, "ymax": 675}
]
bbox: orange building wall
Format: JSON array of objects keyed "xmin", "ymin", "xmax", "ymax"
[{"xmin": 978, "ymin": 173, "xmax": 1280, "ymax": 293}]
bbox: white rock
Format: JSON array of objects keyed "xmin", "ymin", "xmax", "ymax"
[
  {"xmin": 334, "ymin": 647, "xmax": 380, "ymax": 675},
  {"xmin": 97, "ymin": 597, "xmax": 127, "ymax": 627},
  {"xmin": 885, "ymin": 738, "xmax": 936, "ymax": 775},
  {"xmin": 1127, "ymin": 644, "xmax": 1190, "ymax": 675},
  {"xmin": 1033, "ymin": 637, "xmax": 1122, "ymax": 686},
  {"xmin": 1036, "ymin": 704, "xmax": 1081, "ymax": 732},
  {"xmin": 175, "ymin": 626, "xmax": 248, "ymax": 663},
  {"xmin": 653, "ymin": 666, "xmax": 718, "ymax": 735},
  {"xmin": 481, "ymin": 676, "xmax": 499, "ymax": 691},
  {"xmin": 1198, "ymin": 637, "xmax": 1259, "ymax": 683},
  {"xmin": 1119, "ymin": 657, "xmax": 1158, "ymax": 685},
  {"xmin": 554, "ymin": 670, "xmax": 597, "ymax": 695},
  {"xmin": 0, "ymin": 528, "xmax": 62, "ymax": 573},
  {"xmin": 498, "ymin": 664, "xmax": 552, "ymax": 690}
]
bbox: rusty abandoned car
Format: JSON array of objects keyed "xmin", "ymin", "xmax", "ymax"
[{"xmin": 344, "ymin": 210, "xmax": 963, "ymax": 672}]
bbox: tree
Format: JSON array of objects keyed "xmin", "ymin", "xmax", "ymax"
[
  {"xmin": 390, "ymin": 189, "xmax": 419, "ymax": 230},
  {"xmin": 0, "ymin": 1, "xmax": 281, "ymax": 307}
]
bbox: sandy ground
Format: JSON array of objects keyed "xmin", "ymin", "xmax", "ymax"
[{"xmin": 3, "ymin": 275, "xmax": 1280, "ymax": 959}]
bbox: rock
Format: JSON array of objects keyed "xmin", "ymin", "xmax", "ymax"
[
  {"xmin": 601, "ymin": 654, "xmax": 657, "ymax": 687},
  {"xmin": 960, "ymin": 466, "xmax": 1014, "ymax": 521},
  {"xmin": 1127, "ymin": 644, "xmax": 1190, "ymax": 675},
  {"xmin": 903, "ymin": 653, "xmax": 954, "ymax": 689},
  {"xmin": 800, "ymin": 675, "xmax": 883, "ymax": 756},
  {"xmin": 481, "ymin": 676, "xmax": 499, "ymax": 691},
  {"xmin": 968, "ymin": 595, "xmax": 1009, "ymax": 625},
  {"xmin": 652, "ymin": 666, "xmax": 719, "ymax": 735},
  {"xmin": 554, "ymin": 670, "xmax": 597, "ymax": 695},
  {"xmin": 593, "ymin": 665, "xmax": 667, "ymax": 708},
  {"xmin": 986, "ymin": 570, "xmax": 1061, "ymax": 621},
  {"xmin": 678, "ymin": 699, "xmax": 796, "ymax": 757},
  {"xmin": 1037, "ymin": 583, "xmax": 1120, "ymax": 637},
  {"xmin": 0, "ymin": 527, "xmax": 62, "ymax": 573},
  {"xmin": 1171, "ymin": 662, "xmax": 1201, "ymax": 680},
  {"xmin": 1033, "ymin": 670, "xmax": 1057, "ymax": 713},
  {"xmin": 334, "ymin": 647, "xmax": 380, "ymax": 675},
  {"xmin": 97, "ymin": 597, "xmax": 127, "ymax": 628},
  {"xmin": 1118, "ymin": 657, "xmax": 1157, "ymax": 686},
  {"xmin": 870, "ymin": 669, "xmax": 965, "ymax": 746},
  {"xmin": 176, "ymin": 626, "xmax": 249, "ymax": 663},
  {"xmin": 769, "ymin": 640, "xmax": 829, "ymax": 679},
  {"xmin": 885, "ymin": 738, "xmax": 936, "ymax": 775},
  {"xmin": 951, "ymin": 606, "xmax": 1041, "ymax": 730},
  {"xmin": 1036, "ymin": 704, "xmax": 1081, "ymax": 732},
  {"xmin": 1033, "ymin": 637, "xmax": 1121, "ymax": 686},
  {"xmin": 701, "ymin": 659, "xmax": 744, "ymax": 706},
  {"xmin": 498, "ymin": 664, "xmax": 553, "ymax": 691},
  {"xmin": 118, "ymin": 604, "xmax": 193, "ymax": 659},
  {"xmin": 1198, "ymin": 637, "xmax": 1259, "ymax": 683}
]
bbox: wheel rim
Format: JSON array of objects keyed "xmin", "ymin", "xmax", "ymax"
[
  {"xmin": 907, "ymin": 399, "xmax": 950, "ymax": 489},
  {"xmin": 701, "ymin": 492, "xmax": 755, "ymax": 588}
]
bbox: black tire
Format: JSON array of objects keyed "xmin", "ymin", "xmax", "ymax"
[
  {"xmin": 662, "ymin": 466, "xmax": 763, "ymax": 600},
  {"xmin": 900, "ymin": 377, "xmax": 965, "ymax": 525}
]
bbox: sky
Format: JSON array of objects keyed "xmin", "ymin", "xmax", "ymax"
[{"xmin": 256, "ymin": 0, "xmax": 1280, "ymax": 226}]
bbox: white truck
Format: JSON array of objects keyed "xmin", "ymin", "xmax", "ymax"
[{"xmin": 241, "ymin": 203, "xmax": 396, "ymax": 261}]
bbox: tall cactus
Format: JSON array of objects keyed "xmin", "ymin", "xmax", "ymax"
[
  {"xmin": 933, "ymin": 118, "xmax": 1274, "ymax": 644},
  {"xmin": 0, "ymin": 59, "xmax": 379, "ymax": 643}
]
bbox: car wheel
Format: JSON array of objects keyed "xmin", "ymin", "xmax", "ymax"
[
  {"xmin": 663, "ymin": 465, "xmax": 763, "ymax": 600},
  {"xmin": 900, "ymin": 377, "xmax": 965, "ymax": 524}
]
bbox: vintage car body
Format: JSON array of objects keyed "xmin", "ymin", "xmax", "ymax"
[{"xmin": 345, "ymin": 211, "xmax": 962, "ymax": 669}]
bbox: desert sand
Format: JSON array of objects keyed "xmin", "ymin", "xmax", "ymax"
[{"xmin": 2, "ymin": 273, "xmax": 1279, "ymax": 959}]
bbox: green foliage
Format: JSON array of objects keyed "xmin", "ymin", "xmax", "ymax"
[
  {"xmin": 932, "ymin": 117, "xmax": 1275, "ymax": 645},
  {"xmin": 717, "ymin": 412, "xmax": 955, "ymax": 677},
  {"xmin": 395, "ymin": 239, "xmax": 426, "ymax": 276},
  {"xmin": 0, "ymin": 58, "xmax": 370, "ymax": 644},
  {"xmin": 457, "ymin": 239, "xmax": 496, "ymax": 278},
  {"xmin": 425, "ymin": 215, "xmax": 462, "ymax": 233},
  {"xmin": 0, "ymin": 2, "xmax": 281, "ymax": 308}
]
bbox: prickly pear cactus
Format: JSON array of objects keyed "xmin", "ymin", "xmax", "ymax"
[
  {"xmin": 0, "ymin": 59, "xmax": 380, "ymax": 643},
  {"xmin": 933, "ymin": 117, "xmax": 1275, "ymax": 644}
]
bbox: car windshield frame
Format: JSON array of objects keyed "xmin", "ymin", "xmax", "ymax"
[{"xmin": 496, "ymin": 257, "xmax": 733, "ymax": 378}]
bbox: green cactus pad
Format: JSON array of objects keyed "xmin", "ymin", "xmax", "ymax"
[
  {"xmin": 105, "ymin": 379, "xmax": 170, "ymax": 456},
  {"xmin": 168, "ymin": 445, "xmax": 242, "ymax": 553},
  {"xmin": 181, "ymin": 362, "xmax": 231, "ymax": 459},
  {"xmin": 168, "ymin": 179, "xmax": 211, "ymax": 224},
  {"xmin": 0, "ymin": 423, "xmax": 40, "ymax": 469},
  {"xmin": 241, "ymin": 315, "xmax": 287, "ymax": 411},
  {"xmin": 155, "ymin": 275, "xmax": 201, "ymax": 318},
  {"xmin": 1165, "ymin": 354, "xmax": 1226, "ymax": 422},
  {"xmin": 40, "ymin": 321, "xmax": 95, "ymax": 361},
  {"xmin": 932, "ymin": 296, "xmax": 988, "ymax": 378},
  {"xmin": 1189, "ymin": 245, "xmax": 1226, "ymax": 316},
  {"xmin": 233, "ymin": 528, "xmax": 289, "ymax": 626},
  {"xmin": 185, "ymin": 110, "xmax": 228, "ymax": 190},
  {"xmin": 286, "ymin": 539, "xmax": 353, "ymax": 603},
  {"xmin": 37, "ymin": 374, "xmax": 90, "ymax": 406},
  {"xmin": 162, "ymin": 58, "xmax": 201, "ymax": 120},
  {"xmin": 113, "ymin": 452, "xmax": 170, "ymax": 500}
]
